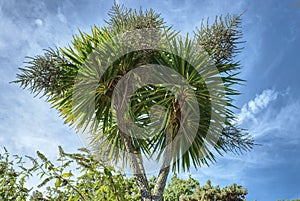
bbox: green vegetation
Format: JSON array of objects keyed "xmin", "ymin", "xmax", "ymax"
[
  {"xmin": 0, "ymin": 147, "xmax": 248, "ymax": 201},
  {"xmin": 278, "ymin": 200, "xmax": 300, "ymax": 201},
  {"xmin": 2, "ymin": 148, "xmax": 299, "ymax": 200},
  {"xmin": 165, "ymin": 175, "xmax": 247, "ymax": 201},
  {"xmin": 13, "ymin": 3, "xmax": 253, "ymax": 200}
]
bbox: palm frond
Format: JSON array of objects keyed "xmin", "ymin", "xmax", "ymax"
[{"xmin": 13, "ymin": 4, "xmax": 252, "ymax": 173}]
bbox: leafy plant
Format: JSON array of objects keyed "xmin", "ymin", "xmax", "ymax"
[
  {"xmin": 13, "ymin": 3, "xmax": 253, "ymax": 200},
  {"xmin": 1, "ymin": 147, "xmax": 248, "ymax": 201}
]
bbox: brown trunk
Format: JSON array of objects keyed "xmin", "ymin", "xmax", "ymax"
[
  {"xmin": 119, "ymin": 95, "xmax": 178, "ymax": 200},
  {"xmin": 121, "ymin": 131, "xmax": 152, "ymax": 201},
  {"xmin": 117, "ymin": 70, "xmax": 152, "ymax": 200},
  {"xmin": 152, "ymin": 165, "xmax": 170, "ymax": 201},
  {"xmin": 152, "ymin": 116, "xmax": 175, "ymax": 201}
]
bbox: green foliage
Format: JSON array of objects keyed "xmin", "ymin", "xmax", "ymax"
[
  {"xmin": 1, "ymin": 147, "xmax": 248, "ymax": 201},
  {"xmin": 0, "ymin": 148, "xmax": 32, "ymax": 200},
  {"xmin": 164, "ymin": 174, "xmax": 200, "ymax": 200},
  {"xmin": 105, "ymin": 3, "xmax": 165, "ymax": 32},
  {"xmin": 179, "ymin": 180, "xmax": 247, "ymax": 201},
  {"xmin": 2, "ymin": 147, "xmax": 299, "ymax": 201},
  {"xmin": 0, "ymin": 147, "xmax": 133, "ymax": 201},
  {"xmin": 12, "ymin": 2, "xmax": 255, "ymax": 200},
  {"xmin": 13, "ymin": 3, "xmax": 253, "ymax": 173},
  {"xmin": 195, "ymin": 14, "xmax": 244, "ymax": 64},
  {"xmin": 277, "ymin": 200, "xmax": 300, "ymax": 201},
  {"xmin": 164, "ymin": 174, "xmax": 247, "ymax": 201}
]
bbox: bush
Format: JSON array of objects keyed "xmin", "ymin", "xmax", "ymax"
[{"xmin": 2, "ymin": 147, "xmax": 294, "ymax": 201}]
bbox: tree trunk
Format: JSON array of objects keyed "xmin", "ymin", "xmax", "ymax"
[
  {"xmin": 152, "ymin": 119, "xmax": 174, "ymax": 201},
  {"xmin": 120, "ymin": 98, "xmax": 177, "ymax": 200},
  {"xmin": 121, "ymin": 129, "xmax": 171, "ymax": 201},
  {"xmin": 121, "ymin": 131, "xmax": 152, "ymax": 201},
  {"xmin": 152, "ymin": 166, "xmax": 170, "ymax": 200}
]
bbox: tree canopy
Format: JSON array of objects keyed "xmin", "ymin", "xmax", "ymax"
[{"xmin": 13, "ymin": 3, "xmax": 253, "ymax": 200}]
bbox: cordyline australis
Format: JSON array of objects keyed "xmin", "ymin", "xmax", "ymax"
[{"xmin": 13, "ymin": 3, "xmax": 253, "ymax": 201}]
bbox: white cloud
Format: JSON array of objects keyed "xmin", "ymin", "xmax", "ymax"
[
  {"xmin": 57, "ymin": 8, "xmax": 67, "ymax": 24},
  {"xmin": 0, "ymin": 89, "xmax": 83, "ymax": 160},
  {"xmin": 187, "ymin": 92, "xmax": 300, "ymax": 187},
  {"xmin": 250, "ymin": 98, "xmax": 300, "ymax": 139},
  {"xmin": 235, "ymin": 89, "xmax": 278, "ymax": 124},
  {"xmin": 35, "ymin": 18, "xmax": 43, "ymax": 27},
  {"xmin": 0, "ymin": 1, "xmax": 114, "ymax": 165},
  {"xmin": 195, "ymin": 88, "xmax": 299, "ymax": 182},
  {"xmin": 248, "ymin": 89, "xmax": 278, "ymax": 113},
  {"xmin": 0, "ymin": 1, "xmax": 85, "ymax": 160},
  {"xmin": 233, "ymin": 88, "xmax": 300, "ymax": 140}
]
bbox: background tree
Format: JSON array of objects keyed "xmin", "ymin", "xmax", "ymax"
[
  {"xmin": 2, "ymin": 147, "xmax": 300, "ymax": 201},
  {"xmin": 0, "ymin": 147, "xmax": 249, "ymax": 201},
  {"xmin": 164, "ymin": 174, "xmax": 200, "ymax": 200},
  {"xmin": 13, "ymin": 3, "xmax": 253, "ymax": 200},
  {"xmin": 0, "ymin": 147, "xmax": 134, "ymax": 201}
]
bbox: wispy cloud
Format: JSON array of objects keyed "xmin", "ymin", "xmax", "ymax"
[
  {"xmin": 190, "ymin": 87, "xmax": 300, "ymax": 184},
  {"xmin": 0, "ymin": 0, "xmax": 91, "ymax": 159},
  {"xmin": 234, "ymin": 87, "xmax": 300, "ymax": 141},
  {"xmin": 250, "ymin": 96, "xmax": 300, "ymax": 139},
  {"xmin": 0, "ymin": 87, "xmax": 83, "ymax": 159},
  {"xmin": 235, "ymin": 89, "xmax": 279, "ymax": 125},
  {"xmin": 237, "ymin": 90, "xmax": 300, "ymax": 145}
]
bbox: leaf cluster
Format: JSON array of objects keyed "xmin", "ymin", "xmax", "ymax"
[
  {"xmin": 2, "ymin": 147, "xmax": 299, "ymax": 201},
  {"xmin": 13, "ymin": 3, "xmax": 253, "ymax": 173},
  {"xmin": 0, "ymin": 147, "xmax": 133, "ymax": 201},
  {"xmin": 1, "ymin": 147, "xmax": 248, "ymax": 201}
]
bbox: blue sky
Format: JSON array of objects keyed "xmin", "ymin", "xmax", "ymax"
[{"xmin": 0, "ymin": 0, "xmax": 299, "ymax": 200}]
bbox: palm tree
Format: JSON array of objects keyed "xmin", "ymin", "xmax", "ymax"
[{"xmin": 14, "ymin": 3, "xmax": 253, "ymax": 201}]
